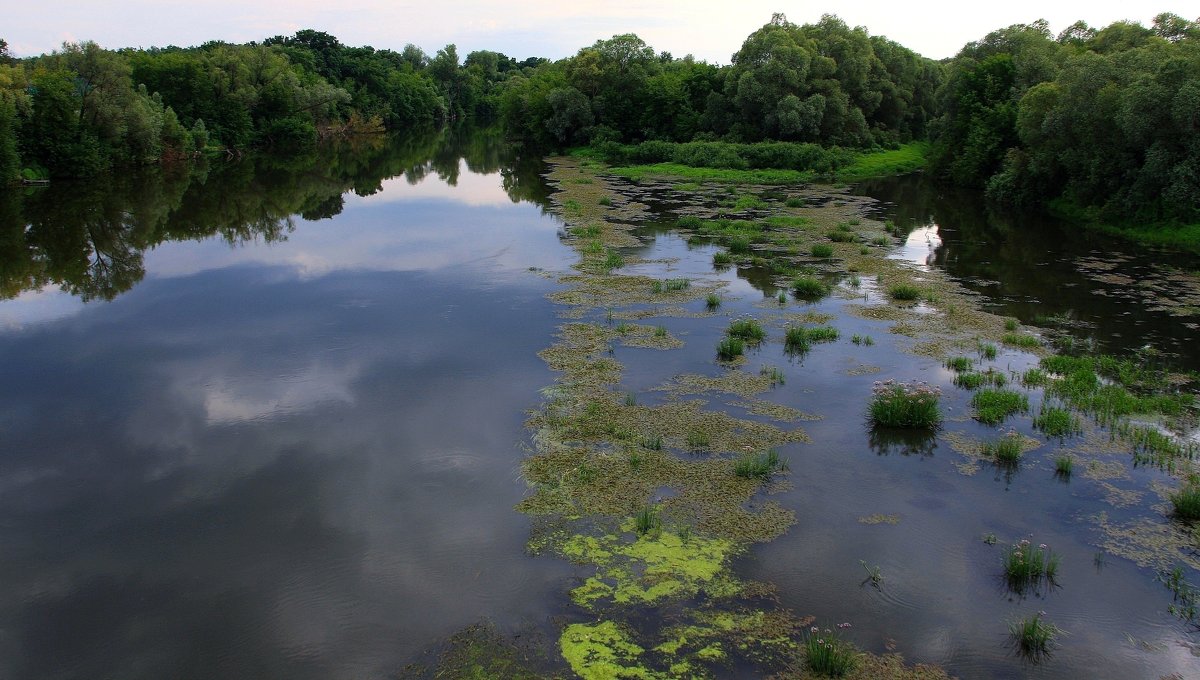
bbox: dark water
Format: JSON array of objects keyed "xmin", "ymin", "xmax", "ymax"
[{"xmin": 1, "ymin": 138, "xmax": 1198, "ymax": 679}]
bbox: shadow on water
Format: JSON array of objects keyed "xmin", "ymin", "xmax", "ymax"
[{"xmin": 857, "ymin": 174, "xmax": 1200, "ymax": 372}]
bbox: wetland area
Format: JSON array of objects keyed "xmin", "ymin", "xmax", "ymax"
[{"xmin": 2, "ymin": 129, "xmax": 1198, "ymax": 679}]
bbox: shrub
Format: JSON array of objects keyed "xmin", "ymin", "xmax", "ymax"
[{"xmin": 869, "ymin": 380, "xmax": 942, "ymax": 428}]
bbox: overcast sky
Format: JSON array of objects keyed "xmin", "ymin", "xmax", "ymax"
[{"xmin": 6, "ymin": 1, "xmax": 1195, "ymax": 62}]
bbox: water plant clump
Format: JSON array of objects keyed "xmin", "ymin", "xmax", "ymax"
[
  {"xmin": 733, "ymin": 449, "xmax": 787, "ymax": 479},
  {"xmin": 978, "ymin": 341, "xmax": 998, "ymax": 360},
  {"xmin": 1170, "ymin": 483, "xmax": 1200, "ymax": 521},
  {"xmin": 944, "ymin": 356, "xmax": 973, "ymax": 372},
  {"xmin": 652, "ymin": 278, "xmax": 691, "ymax": 293},
  {"xmin": 717, "ymin": 337, "xmax": 745, "ymax": 361},
  {"xmin": 811, "ymin": 243, "xmax": 834, "ymax": 258},
  {"xmin": 1009, "ymin": 613, "xmax": 1061, "ymax": 660},
  {"xmin": 760, "ymin": 365, "xmax": 785, "ymax": 387},
  {"xmin": 792, "ymin": 276, "xmax": 830, "ymax": 299},
  {"xmin": 1033, "ymin": 406, "xmax": 1082, "ymax": 438},
  {"xmin": 851, "ymin": 334, "xmax": 874, "ymax": 346},
  {"xmin": 1002, "ymin": 538, "xmax": 1059, "ymax": 590},
  {"xmin": 859, "ymin": 560, "xmax": 883, "ymax": 587},
  {"xmin": 827, "ymin": 230, "xmax": 856, "ymax": 243},
  {"xmin": 727, "ymin": 318, "xmax": 766, "ymax": 344},
  {"xmin": 603, "ymin": 251, "xmax": 625, "ymax": 271},
  {"xmin": 784, "ymin": 325, "xmax": 839, "ymax": 354},
  {"xmin": 803, "ymin": 624, "xmax": 858, "ymax": 677},
  {"xmin": 953, "ymin": 369, "xmax": 1007, "ymax": 390},
  {"xmin": 686, "ymin": 430, "xmax": 711, "ymax": 450},
  {"xmin": 888, "ymin": 283, "xmax": 922, "ymax": 301},
  {"xmin": 971, "ymin": 388, "xmax": 1030, "ymax": 425},
  {"xmin": 635, "ymin": 506, "xmax": 661, "ymax": 535},
  {"xmin": 706, "ymin": 293, "xmax": 721, "ymax": 310},
  {"xmin": 1003, "ymin": 333, "xmax": 1041, "ymax": 348},
  {"xmin": 713, "ymin": 251, "xmax": 733, "ymax": 267},
  {"xmin": 868, "ymin": 380, "xmax": 943, "ymax": 429},
  {"xmin": 984, "ymin": 431, "xmax": 1024, "ymax": 467},
  {"xmin": 1055, "ymin": 456, "xmax": 1073, "ymax": 478}
]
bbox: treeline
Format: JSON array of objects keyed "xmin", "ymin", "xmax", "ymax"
[
  {"xmin": 929, "ymin": 14, "xmax": 1200, "ymax": 227},
  {"xmin": 500, "ymin": 14, "xmax": 941, "ymax": 149},
  {"xmin": 0, "ymin": 32, "xmax": 540, "ymax": 180}
]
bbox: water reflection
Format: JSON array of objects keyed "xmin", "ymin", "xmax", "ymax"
[{"xmin": 868, "ymin": 427, "xmax": 938, "ymax": 457}]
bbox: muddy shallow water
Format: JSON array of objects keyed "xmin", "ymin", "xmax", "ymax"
[{"xmin": 0, "ymin": 132, "xmax": 1197, "ymax": 679}]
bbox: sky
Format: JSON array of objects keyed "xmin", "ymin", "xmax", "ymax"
[{"xmin": 5, "ymin": 1, "xmax": 1195, "ymax": 62}]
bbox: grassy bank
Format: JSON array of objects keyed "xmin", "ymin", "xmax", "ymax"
[
  {"xmin": 574, "ymin": 141, "xmax": 929, "ymax": 185},
  {"xmin": 1048, "ymin": 199, "xmax": 1200, "ymax": 254}
]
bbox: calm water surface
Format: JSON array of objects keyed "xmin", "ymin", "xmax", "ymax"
[{"xmin": 1, "ymin": 138, "xmax": 1197, "ymax": 678}]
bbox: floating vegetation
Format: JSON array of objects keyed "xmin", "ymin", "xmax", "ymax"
[
  {"xmin": 970, "ymin": 388, "xmax": 1030, "ymax": 425},
  {"xmin": 1115, "ymin": 422, "xmax": 1197, "ymax": 470},
  {"xmin": 858, "ymin": 514, "xmax": 901, "ymax": 525},
  {"xmin": 869, "ymin": 380, "xmax": 942, "ymax": 429},
  {"xmin": 1009, "ymin": 613, "xmax": 1061, "ymax": 661}
]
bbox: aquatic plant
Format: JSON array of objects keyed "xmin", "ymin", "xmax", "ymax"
[
  {"xmin": 978, "ymin": 341, "xmax": 998, "ymax": 360},
  {"xmin": 1054, "ymin": 456, "xmax": 1073, "ymax": 478},
  {"xmin": 971, "ymin": 389, "xmax": 1029, "ymax": 425},
  {"xmin": 827, "ymin": 230, "xmax": 856, "ymax": 243},
  {"xmin": 729, "ymin": 236, "xmax": 752, "ymax": 254},
  {"xmin": 717, "ymin": 337, "xmax": 745, "ymax": 361},
  {"xmin": 1022, "ymin": 368, "xmax": 1048, "ymax": 386},
  {"xmin": 872, "ymin": 236, "xmax": 890, "ymax": 246},
  {"xmin": 652, "ymin": 278, "xmax": 691, "ymax": 293},
  {"xmin": 727, "ymin": 318, "xmax": 766, "ymax": 344},
  {"xmin": 624, "ymin": 392, "xmax": 638, "ymax": 407},
  {"xmin": 868, "ymin": 380, "xmax": 943, "ymax": 429},
  {"xmin": 760, "ymin": 365, "xmax": 785, "ymax": 387},
  {"xmin": 888, "ymin": 283, "xmax": 922, "ymax": 301},
  {"xmin": 635, "ymin": 506, "xmax": 660, "ymax": 535},
  {"xmin": 706, "ymin": 293, "xmax": 721, "ymax": 310},
  {"xmin": 792, "ymin": 276, "xmax": 830, "ymax": 299},
  {"xmin": 784, "ymin": 325, "xmax": 839, "ymax": 354},
  {"xmin": 777, "ymin": 290, "xmax": 787, "ymax": 304},
  {"xmin": 811, "ymin": 243, "xmax": 834, "ymax": 258},
  {"xmin": 641, "ymin": 435, "xmax": 663, "ymax": 450},
  {"xmin": 686, "ymin": 430, "xmax": 710, "ymax": 450},
  {"xmin": 712, "ymin": 251, "xmax": 733, "ymax": 267},
  {"xmin": 785, "ymin": 197, "xmax": 805, "ymax": 208},
  {"xmin": 804, "ymin": 625, "xmax": 858, "ymax": 677},
  {"xmin": 848, "ymin": 274, "xmax": 862, "ymax": 287},
  {"xmin": 602, "ymin": 251, "xmax": 625, "ymax": 271},
  {"xmin": 654, "ymin": 325, "xmax": 668, "ymax": 338},
  {"xmin": 953, "ymin": 370, "xmax": 1007, "ymax": 390},
  {"xmin": 984, "ymin": 431, "xmax": 1024, "ymax": 467},
  {"xmin": 573, "ymin": 224, "xmax": 602, "ymax": 238},
  {"xmin": 1003, "ymin": 333, "xmax": 1041, "ymax": 348},
  {"xmin": 733, "ymin": 449, "xmax": 786, "ymax": 479},
  {"xmin": 1170, "ymin": 484, "xmax": 1200, "ymax": 521},
  {"xmin": 1002, "ymin": 538, "xmax": 1059, "ymax": 589},
  {"xmin": 944, "ymin": 356, "xmax": 973, "ymax": 372},
  {"xmin": 1005, "ymin": 318, "xmax": 1019, "ymax": 332},
  {"xmin": 1009, "ymin": 613, "xmax": 1060, "ymax": 660},
  {"xmin": 1033, "ymin": 406, "xmax": 1081, "ymax": 437},
  {"xmin": 1159, "ymin": 566, "xmax": 1199, "ymax": 622},
  {"xmin": 628, "ymin": 450, "xmax": 643, "ymax": 470}
]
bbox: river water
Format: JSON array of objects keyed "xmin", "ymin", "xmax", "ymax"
[{"xmin": 0, "ymin": 131, "xmax": 1196, "ymax": 678}]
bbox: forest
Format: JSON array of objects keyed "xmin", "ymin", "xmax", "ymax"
[{"xmin": 0, "ymin": 12, "xmax": 1197, "ymax": 244}]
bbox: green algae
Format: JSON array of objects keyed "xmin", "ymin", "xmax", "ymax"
[{"xmin": 560, "ymin": 621, "xmax": 657, "ymax": 680}]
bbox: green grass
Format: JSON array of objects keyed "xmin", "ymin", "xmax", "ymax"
[
  {"xmin": 1022, "ymin": 368, "xmax": 1049, "ymax": 386},
  {"xmin": 716, "ymin": 337, "xmax": 744, "ymax": 361},
  {"xmin": 944, "ymin": 356, "xmax": 973, "ymax": 372},
  {"xmin": 869, "ymin": 380, "xmax": 942, "ymax": 429},
  {"xmin": 785, "ymin": 197, "xmax": 805, "ymax": 208},
  {"xmin": 851, "ymin": 334, "xmax": 875, "ymax": 346},
  {"xmin": 733, "ymin": 194, "xmax": 768, "ymax": 211},
  {"xmin": 607, "ymin": 162, "xmax": 814, "ymax": 184},
  {"xmin": 760, "ymin": 364, "xmax": 785, "ymax": 386},
  {"xmin": 635, "ymin": 506, "xmax": 660, "ymax": 535},
  {"xmin": 978, "ymin": 342, "xmax": 998, "ymax": 360},
  {"xmin": 983, "ymin": 432, "xmax": 1024, "ymax": 467},
  {"xmin": 811, "ymin": 243, "xmax": 834, "ymax": 258},
  {"xmin": 804, "ymin": 627, "xmax": 858, "ymax": 677},
  {"xmin": 727, "ymin": 318, "xmax": 766, "ymax": 344},
  {"xmin": 1033, "ymin": 406, "xmax": 1082, "ymax": 437},
  {"xmin": 1003, "ymin": 538, "xmax": 1059, "ymax": 588},
  {"xmin": 705, "ymin": 293, "xmax": 721, "ymax": 310},
  {"xmin": 651, "ymin": 278, "xmax": 691, "ymax": 293},
  {"xmin": 1171, "ymin": 484, "xmax": 1200, "ymax": 521},
  {"xmin": 624, "ymin": 392, "xmax": 638, "ymax": 407},
  {"xmin": 654, "ymin": 325, "xmax": 668, "ymax": 338},
  {"xmin": 597, "ymin": 196, "xmax": 612, "ymax": 206},
  {"xmin": 834, "ymin": 142, "xmax": 930, "ymax": 181},
  {"xmin": 729, "ymin": 236, "xmax": 752, "ymax": 254},
  {"xmin": 1004, "ymin": 318, "xmax": 1019, "ymax": 332},
  {"xmin": 792, "ymin": 276, "xmax": 830, "ymax": 299},
  {"xmin": 953, "ymin": 369, "xmax": 1007, "ymax": 390},
  {"xmin": 971, "ymin": 388, "xmax": 1030, "ymax": 425},
  {"xmin": 887, "ymin": 283, "xmax": 922, "ymax": 301},
  {"xmin": 676, "ymin": 215, "xmax": 702, "ymax": 229},
  {"xmin": 784, "ymin": 325, "xmax": 839, "ymax": 354},
  {"xmin": 1003, "ymin": 333, "xmax": 1041, "ymax": 348},
  {"xmin": 827, "ymin": 230, "xmax": 856, "ymax": 243},
  {"xmin": 1009, "ymin": 613, "xmax": 1060, "ymax": 659},
  {"xmin": 572, "ymin": 224, "xmax": 602, "ymax": 238},
  {"xmin": 602, "ymin": 251, "xmax": 624, "ymax": 271},
  {"xmin": 733, "ymin": 449, "xmax": 787, "ymax": 479},
  {"xmin": 712, "ymin": 251, "xmax": 733, "ymax": 267},
  {"xmin": 640, "ymin": 434, "xmax": 662, "ymax": 450},
  {"xmin": 1055, "ymin": 456, "xmax": 1073, "ymax": 478}
]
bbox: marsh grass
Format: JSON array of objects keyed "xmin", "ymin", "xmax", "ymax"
[
  {"xmin": 686, "ymin": 430, "xmax": 711, "ymax": 450},
  {"xmin": 848, "ymin": 274, "xmax": 862, "ymax": 287},
  {"xmin": 652, "ymin": 278, "xmax": 691, "ymax": 293},
  {"xmin": 804, "ymin": 626, "xmax": 858, "ymax": 678},
  {"xmin": 777, "ymin": 290, "xmax": 787, "ymax": 304},
  {"xmin": 851, "ymin": 334, "xmax": 875, "ymax": 346},
  {"xmin": 978, "ymin": 341, "xmax": 998, "ymax": 360},
  {"xmin": 654, "ymin": 325, "xmax": 668, "ymax": 338},
  {"xmin": 944, "ymin": 356, "xmax": 973, "ymax": 372},
  {"xmin": 717, "ymin": 337, "xmax": 745, "ymax": 361},
  {"xmin": 869, "ymin": 380, "xmax": 942, "ymax": 429},
  {"xmin": 827, "ymin": 230, "xmax": 856, "ymax": 243},
  {"xmin": 785, "ymin": 197, "xmax": 806, "ymax": 208},
  {"xmin": 573, "ymin": 224, "xmax": 602, "ymax": 238},
  {"xmin": 811, "ymin": 243, "xmax": 835, "ymax": 258},
  {"xmin": 1033, "ymin": 406, "xmax": 1082, "ymax": 437},
  {"xmin": 953, "ymin": 370, "xmax": 1007, "ymax": 390},
  {"xmin": 871, "ymin": 236, "xmax": 890, "ymax": 246},
  {"xmin": 785, "ymin": 325, "xmax": 839, "ymax": 354},
  {"xmin": 627, "ymin": 450, "xmax": 643, "ymax": 470},
  {"xmin": 792, "ymin": 276, "xmax": 830, "ymax": 299},
  {"xmin": 712, "ymin": 251, "xmax": 733, "ymax": 267},
  {"xmin": 733, "ymin": 449, "xmax": 787, "ymax": 479},
  {"xmin": 641, "ymin": 435, "xmax": 663, "ymax": 450},
  {"xmin": 1003, "ymin": 333, "xmax": 1041, "ymax": 349},
  {"xmin": 1002, "ymin": 539, "xmax": 1059, "ymax": 590},
  {"xmin": 760, "ymin": 365, "xmax": 785, "ymax": 386},
  {"xmin": 727, "ymin": 318, "xmax": 766, "ymax": 344},
  {"xmin": 1009, "ymin": 613, "xmax": 1060, "ymax": 660},
  {"xmin": 676, "ymin": 215, "xmax": 702, "ymax": 229},
  {"xmin": 1170, "ymin": 484, "xmax": 1200, "ymax": 521},
  {"xmin": 602, "ymin": 251, "xmax": 624, "ymax": 271},
  {"xmin": 888, "ymin": 284, "xmax": 922, "ymax": 301},
  {"xmin": 635, "ymin": 506, "xmax": 660, "ymax": 535},
  {"xmin": 1055, "ymin": 456, "xmax": 1073, "ymax": 478},
  {"xmin": 984, "ymin": 432, "xmax": 1024, "ymax": 467},
  {"xmin": 1005, "ymin": 318, "xmax": 1019, "ymax": 332},
  {"xmin": 706, "ymin": 293, "xmax": 721, "ymax": 310},
  {"xmin": 1022, "ymin": 368, "xmax": 1049, "ymax": 386},
  {"xmin": 624, "ymin": 392, "xmax": 638, "ymax": 407},
  {"xmin": 971, "ymin": 389, "xmax": 1029, "ymax": 425},
  {"xmin": 729, "ymin": 236, "xmax": 752, "ymax": 254}
]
